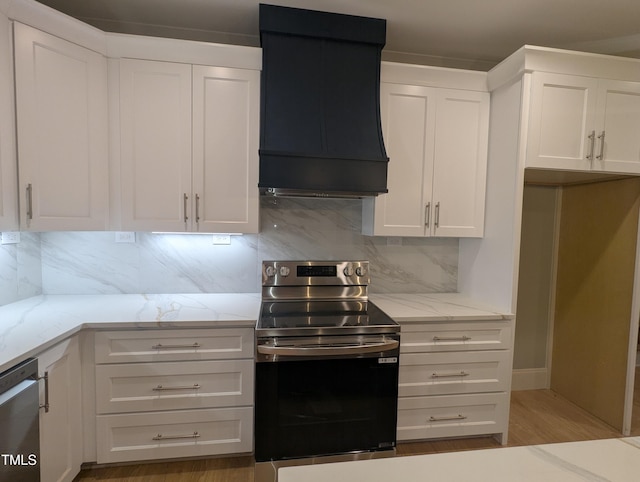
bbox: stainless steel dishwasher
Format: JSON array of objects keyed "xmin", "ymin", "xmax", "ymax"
[{"xmin": 0, "ymin": 358, "xmax": 40, "ymax": 482}]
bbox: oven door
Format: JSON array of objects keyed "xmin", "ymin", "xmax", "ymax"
[{"xmin": 254, "ymin": 334, "xmax": 399, "ymax": 462}]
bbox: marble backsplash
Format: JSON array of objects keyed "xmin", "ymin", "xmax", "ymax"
[{"xmin": 0, "ymin": 198, "xmax": 458, "ymax": 305}]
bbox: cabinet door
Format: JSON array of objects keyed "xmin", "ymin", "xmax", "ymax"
[
  {"xmin": 593, "ymin": 80, "xmax": 640, "ymax": 174},
  {"xmin": 0, "ymin": 14, "xmax": 18, "ymax": 230},
  {"xmin": 192, "ymin": 66, "xmax": 259, "ymax": 233},
  {"xmin": 13, "ymin": 23, "xmax": 108, "ymax": 231},
  {"xmin": 38, "ymin": 337, "xmax": 82, "ymax": 482},
  {"xmin": 432, "ymin": 89, "xmax": 489, "ymax": 237},
  {"xmin": 526, "ymin": 72, "xmax": 598, "ymax": 171},
  {"xmin": 119, "ymin": 59, "xmax": 192, "ymax": 231},
  {"xmin": 363, "ymin": 83, "xmax": 435, "ymax": 236}
]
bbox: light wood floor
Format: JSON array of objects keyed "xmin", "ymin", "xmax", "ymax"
[{"xmin": 75, "ymin": 388, "xmax": 640, "ymax": 481}]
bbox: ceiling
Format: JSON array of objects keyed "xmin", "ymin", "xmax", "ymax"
[{"xmin": 35, "ymin": 0, "xmax": 640, "ymax": 70}]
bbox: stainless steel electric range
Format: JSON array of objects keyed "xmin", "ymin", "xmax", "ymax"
[{"xmin": 254, "ymin": 260, "xmax": 400, "ymax": 482}]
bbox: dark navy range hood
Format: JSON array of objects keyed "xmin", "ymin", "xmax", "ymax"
[{"xmin": 258, "ymin": 4, "xmax": 389, "ymax": 198}]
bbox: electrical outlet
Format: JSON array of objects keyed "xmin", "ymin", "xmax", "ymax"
[
  {"xmin": 1, "ymin": 232, "xmax": 20, "ymax": 245},
  {"xmin": 212, "ymin": 234, "xmax": 231, "ymax": 245},
  {"xmin": 115, "ymin": 232, "xmax": 136, "ymax": 243}
]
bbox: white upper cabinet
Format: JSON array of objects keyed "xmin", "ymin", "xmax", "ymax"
[
  {"xmin": 431, "ymin": 89, "xmax": 489, "ymax": 237},
  {"xmin": 527, "ymin": 72, "xmax": 640, "ymax": 174},
  {"xmin": 364, "ymin": 83, "xmax": 435, "ymax": 237},
  {"xmin": 116, "ymin": 59, "xmax": 259, "ymax": 233},
  {"xmin": 0, "ymin": 13, "xmax": 18, "ymax": 231},
  {"xmin": 192, "ymin": 65, "xmax": 259, "ymax": 233},
  {"xmin": 595, "ymin": 80, "xmax": 640, "ymax": 174},
  {"xmin": 363, "ymin": 82, "xmax": 488, "ymax": 237},
  {"xmin": 118, "ymin": 59, "xmax": 192, "ymax": 232},
  {"xmin": 13, "ymin": 22, "xmax": 108, "ymax": 231}
]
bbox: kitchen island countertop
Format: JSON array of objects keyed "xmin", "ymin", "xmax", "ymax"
[
  {"xmin": 279, "ymin": 437, "xmax": 640, "ymax": 482},
  {"xmin": 0, "ymin": 292, "xmax": 512, "ymax": 373}
]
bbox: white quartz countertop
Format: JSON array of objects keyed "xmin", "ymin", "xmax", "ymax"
[
  {"xmin": 279, "ymin": 437, "xmax": 640, "ymax": 482},
  {"xmin": 370, "ymin": 293, "xmax": 513, "ymax": 322},
  {"xmin": 0, "ymin": 293, "xmax": 261, "ymax": 373},
  {"xmin": 0, "ymin": 292, "xmax": 512, "ymax": 373}
]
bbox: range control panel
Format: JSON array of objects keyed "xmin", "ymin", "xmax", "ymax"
[{"xmin": 262, "ymin": 260, "xmax": 369, "ymax": 287}]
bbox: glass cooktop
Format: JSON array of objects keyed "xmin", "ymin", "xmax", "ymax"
[{"xmin": 256, "ymin": 300, "xmax": 399, "ymax": 337}]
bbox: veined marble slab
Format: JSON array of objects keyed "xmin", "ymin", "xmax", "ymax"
[
  {"xmin": 370, "ymin": 293, "xmax": 513, "ymax": 322},
  {"xmin": 0, "ymin": 293, "xmax": 261, "ymax": 373},
  {"xmin": 279, "ymin": 437, "xmax": 640, "ymax": 482}
]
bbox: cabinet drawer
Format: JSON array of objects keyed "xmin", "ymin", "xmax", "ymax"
[
  {"xmin": 399, "ymin": 350, "xmax": 510, "ymax": 397},
  {"xmin": 400, "ymin": 321, "xmax": 512, "ymax": 353},
  {"xmin": 95, "ymin": 328, "xmax": 254, "ymax": 363},
  {"xmin": 96, "ymin": 407, "xmax": 253, "ymax": 463},
  {"xmin": 95, "ymin": 360, "xmax": 254, "ymax": 414},
  {"xmin": 397, "ymin": 392, "xmax": 508, "ymax": 441}
]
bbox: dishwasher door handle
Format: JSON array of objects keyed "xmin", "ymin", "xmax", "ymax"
[{"xmin": 257, "ymin": 339, "xmax": 399, "ymax": 357}]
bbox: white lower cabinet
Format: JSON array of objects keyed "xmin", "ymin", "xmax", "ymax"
[
  {"xmin": 397, "ymin": 320, "xmax": 513, "ymax": 443},
  {"xmin": 397, "ymin": 392, "xmax": 509, "ymax": 441},
  {"xmin": 96, "ymin": 407, "xmax": 253, "ymax": 464},
  {"xmin": 94, "ymin": 327, "xmax": 254, "ymax": 464},
  {"xmin": 37, "ymin": 336, "xmax": 83, "ymax": 482}
]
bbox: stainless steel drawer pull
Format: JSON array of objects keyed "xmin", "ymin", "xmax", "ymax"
[
  {"xmin": 424, "ymin": 202, "xmax": 431, "ymax": 227},
  {"xmin": 586, "ymin": 130, "xmax": 595, "ymax": 160},
  {"xmin": 183, "ymin": 193, "xmax": 189, "ymax": 223},
  {"xmin": 195, "ymin": 193, "xmax": 201, "ymax": 224},
  {"xmin": 151, "ymin": 343, "xmax": 202, "ymax": 350},
  {"xmin": 433, "ymin": 336, "xmax": 471, "ymax": 342},
  {"xmin": 429, "ymin": 415, "xmax": 467, "ymax": 422},
  {"xmin": 26, "ymin": 184, "xmax": 33, "ymax": 221},
  {"xmin": 153, "ymin": 384, "xmax": 201, "ymax": 391},
  {"xmin": 431, "ymin": 371, "xmax": 470, "ymax": 379},
  {"xmin": 596, "ymin": 131, "xmax": 606, "ymax": 160},
  {"xmin": 38, "ymin": 371, "xmax": 49, "ymax": 413},
  {"xmin": 153, "ymin": 432, "xmax": 200, "ymax": 441}
]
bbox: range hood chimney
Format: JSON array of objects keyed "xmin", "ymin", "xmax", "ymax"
[{"xmin": 258, "ymin": 4, "xmax": 388, "ymax": 198}]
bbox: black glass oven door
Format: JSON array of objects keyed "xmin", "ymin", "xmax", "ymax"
[{"xmin": 255, "ymin": 356, "xmax": 398, "ymax": 462}]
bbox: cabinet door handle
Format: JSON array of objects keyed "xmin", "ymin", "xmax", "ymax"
[
  {"xmin": 586, "ymin": 130, "xmax": 596, "ymax": 160},
  {"xmin": 429, "ymin": 414, "xmax": 467, "ymax": 422},
  {"xmin": 424, "ymin": 202, "xmax": 431, "ymax": 227},
  {"xmin": 434, "ymin": 202, "xmax": 440, "ymax": 228},
  {"xmin": 38, "ymin": 371, "xmax": 49, "ymax": 413},
  {"xmin": 26, "ymin": 184, "xmax": 33, "ymax": 221},
  {"xmin": 183, "ymin": 193, "xmax": 189, "ymax": 223},
  {"xmin": 431, "ymin": 371, "xmax": 470, "ymax": 379},
  {"xmin": 433, "ymin": 336, "xmax": 471, "ymax": 342},
  {"xmin": 151, "ymin": 343, "xmax": 202, "ymax": 350},
  {"xmin": 153, "ymin": 384, "xmax": 201, "ymax": 391},
  {"xmin": 596, "ymin": 131, "xmax": 606, "ymax": 160},
  {"xmin": 195, "ymin": 193, "xmax": 200, "ymax": 224},
  {"xmin": 152, "ymin": 432, "xmax": 200, "ymax": 441}
]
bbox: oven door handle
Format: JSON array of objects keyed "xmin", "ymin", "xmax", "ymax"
[{"xmin": 257, "ymin": 339, "xmax": 399, "ymax": 357}]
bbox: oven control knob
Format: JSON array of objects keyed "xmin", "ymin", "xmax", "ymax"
[
  {"xmin": 355, "ymin": 266, "xmax": 367, "ymax": 277},
  {"xmin": 343, "ymin": 265, "xmax": 354, "ymax": 277},
  {"xmin": 265, "ymin": 266, "xmax": 277, "ymax": 277},
  {"xmin": 279, "ymin": 266, "xmax": 291, "ymax": 277}
]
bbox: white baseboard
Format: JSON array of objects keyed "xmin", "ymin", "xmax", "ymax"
[{"xmin": 511, "ymin": 368, "xmax": 548, "ymax": 391}]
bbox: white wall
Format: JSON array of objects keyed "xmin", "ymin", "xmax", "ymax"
[
  {"xmin": 458, "ymin": 77, "xmax": 527, "ymax": 314},
  {"xmin": 513, "ymin": 185, "xmax": 558, "ymax": 371}
]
